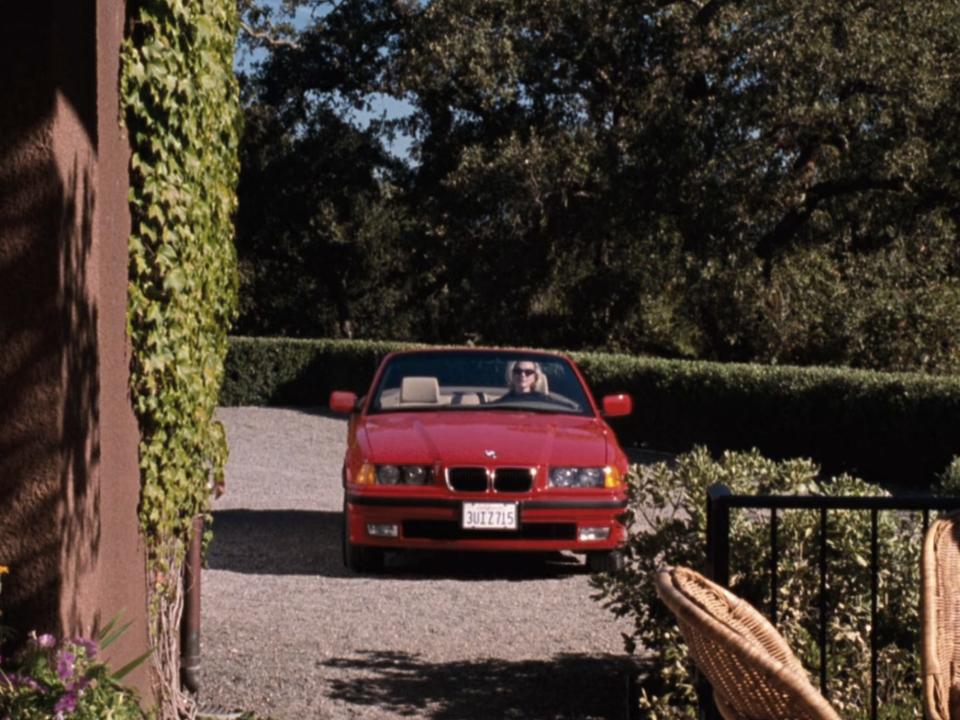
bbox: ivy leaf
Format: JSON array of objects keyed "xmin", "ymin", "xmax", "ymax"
[{"xmin": 163, "ymin": 268, "xmax": 187, "ymax": 292}]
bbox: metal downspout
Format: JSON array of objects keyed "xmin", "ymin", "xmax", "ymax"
[{"xmin": 180, "ymin": 515, "xmax": 203, "ymax": 694}]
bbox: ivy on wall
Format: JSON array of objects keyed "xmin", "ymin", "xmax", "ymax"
[{"xmin": 120, "ymin": 0, "xmax": 240, "ymax": 716}]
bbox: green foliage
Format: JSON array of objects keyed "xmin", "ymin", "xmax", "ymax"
[
  {"xmin": 224, "ymin": 337, "xmax": 960, "ymax": 487},
  {"xmin": 234, "ymin": 97, "xmax": 417, "ymax": 339},
  {"xmin": 590, "ymin": 449, "xmax": 923, "ymax": 719},
  {"xmin": 939, "ymin": 457, "xmax": 960, "ymax": 495},
  {"xmin": 236, "ymin": 0, "xmax": 960, "ymax": 373},
  {"xmin": 571, "ymin": 349, "xmax": 960, "ymax": 487},
  {"xmin": 0, "ymin": 627, "xmax": 147, "ymax": 720},
  {"xmin": 122, "ymin": 0, "xmax": 240, "ymax": 576},
  {"xmin": 120, "ymin": 0, "xmax": 240, "ymax": 713},
  {"xmin": 221, "ymin": 336, "xmax": 422, "ymax": 405}
]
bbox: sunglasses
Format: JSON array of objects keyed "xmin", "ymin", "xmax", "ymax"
[{"xmin": 512, "ymin": 367, "xmax": 536, "ymax": 377}]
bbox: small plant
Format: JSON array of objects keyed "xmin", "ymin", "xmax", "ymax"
[{"xmin": 0, "ymin": 618, "xmax": 148, "ymax": 720}]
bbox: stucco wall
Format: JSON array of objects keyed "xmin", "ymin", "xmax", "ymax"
[{"xmin": 0, "ymin": 0, "xmax": 151, "ymax": 698}]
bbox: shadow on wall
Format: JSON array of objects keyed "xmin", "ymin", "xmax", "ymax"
[{"xmin": 0, "ymin": 1, "xmax": 100, "ymax": 639}]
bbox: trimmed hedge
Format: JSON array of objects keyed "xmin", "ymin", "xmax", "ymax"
[
  {"xmin": 221, "ymin": 337, "xmax": 423, "ymax": 406},
  {"xmin": 222, "ymin": 336, "xmax": 960, "ymax": 487}
]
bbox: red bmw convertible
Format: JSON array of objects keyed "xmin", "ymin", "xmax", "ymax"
[{"xmin": 329, "ymin": 348, "xmax": 633, "ymax": 573}]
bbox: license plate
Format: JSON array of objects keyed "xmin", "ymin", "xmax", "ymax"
[{"xmin": 462, "ymin": 502, "xmax": 519, "ymax": 530}]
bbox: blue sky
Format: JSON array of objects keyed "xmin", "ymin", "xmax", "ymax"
[{"xmin": 345, "ymin": 94, "xmax": 417, "ymax": 162}]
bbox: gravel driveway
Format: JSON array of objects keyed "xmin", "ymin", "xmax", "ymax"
[{"xmin": 197, "ymin": 407, "xmax": 637, "ymax": 719}]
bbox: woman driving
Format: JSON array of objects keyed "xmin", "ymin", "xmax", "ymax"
[{"xmin": 503, "ymin": 360, "xmax": 548, "ymax": 396}]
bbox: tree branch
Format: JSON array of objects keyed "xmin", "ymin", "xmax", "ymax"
[
  {"xmin": 757, "ymin": 175, "xmax": 906, "ymax": 276},
  {"xmin": 239, "ymin": 19, "xmax": 301, "ymax": 50}
]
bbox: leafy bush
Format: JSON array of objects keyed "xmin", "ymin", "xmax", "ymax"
[
  {"xmin": 0, "ymin": 625, "xmax": 146, "ymax": 719},
  {"xmin": 571, "ymin": 350, "xmax": 960, "ymax": 488},
  {"xmin": 939, "ymin": 456, "xmax": 960, "ymax": 494},
  {"xmin": 591, "ymin": 448, "xmax": 924, "ymax": 719},
  {"xmin": 221, "ymin": 336, "xmax": 422, "ymax": 405}
]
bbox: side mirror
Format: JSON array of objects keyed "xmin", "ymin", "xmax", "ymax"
[
  {"xmin": 330, "ymin": 391, "xmax": 359, "ymax": 415},
  {"xmin": 601, "ymin": 394, "xmax": 633, "ymax": 417}
]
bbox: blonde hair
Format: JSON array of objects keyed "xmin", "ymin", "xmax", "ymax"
[{"xmin": 505, "ymin": 360, "xmax": 549, "ymax": 394}]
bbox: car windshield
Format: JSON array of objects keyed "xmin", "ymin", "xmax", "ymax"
[{"xmin": 370, "ymin": 351, "xmax": 593, "ymax": 415}]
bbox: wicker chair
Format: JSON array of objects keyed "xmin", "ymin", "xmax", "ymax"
[
  {"xmin": 655, "ymin": 566, "xmax": 841, "ymax": 720},
  {"xmin": 922, "ymin": 512, "xmax": 960, "ymax": 720}
]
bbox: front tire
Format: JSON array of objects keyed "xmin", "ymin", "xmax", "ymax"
[
  {"xmin": 587, "ymin": 549, "xmax": 625, "ymax": 574},
  {"xmin": 345, "ymin": 541, "xmax": 385, "ymax": 573}
]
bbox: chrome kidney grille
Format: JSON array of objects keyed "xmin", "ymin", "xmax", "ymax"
[
  {"xmin": 446, "ymin": 467, "xmax": 488, "ymax": 492},
  {"xmin": 445, "ymin": 467, "xmax": 535, "ymax": 493}
]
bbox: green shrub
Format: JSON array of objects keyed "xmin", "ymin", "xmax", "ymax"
[
  {"xmin": 221, "ymin": 336, "xmax": 423, "ymax": 405},
  {"xmin": 590, "ymin": 448, "xmax": 923, "ymax": 719},
  {"xmin": 939, "ymin": 456, "xmax": 960, "ymax": 495},
  {"xmin": 571, "ymin": 350, "xmax": 960, "ymax": 488},
  {"xmin": 223, "ymin": 337, "xmax": 960, "ymax": 487}
]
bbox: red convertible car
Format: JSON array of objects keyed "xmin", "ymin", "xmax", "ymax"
[{"xmin": 329, "ymin": 348, "xmax": 633, "ymax": 573}]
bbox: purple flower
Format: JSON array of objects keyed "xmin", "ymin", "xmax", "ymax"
[
  {"xmin": 35, "ymin": 633, "xmax": 56, "ymax": 649},
  {"xmin": 53, "ymin": 677, "xmax": 90, "ymax": 716},
  {"xmin": 53, "ymin": 688, "xmax": 79, "ymax": 715},
  {"xmin": 56, "ymin": 650, "xmax": 76, "ymax": 680},
  {"xmin": 70, "ymin": 677, "xmax": 90, "ymax": 692}
]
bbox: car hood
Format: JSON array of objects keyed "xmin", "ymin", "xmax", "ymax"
[{"xmin": 359, "ymin": 411, "xmax": 613, "ymax": 467}]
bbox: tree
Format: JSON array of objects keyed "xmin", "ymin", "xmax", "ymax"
[
  {"xmin": 235, "ymin": 94, "xmax": 415, "ymax": 338},
  {"xmin": 234, "ymin": 0, "xmax": 418, "ymax": 339},
  {"xmin": 237, "ymin": 0, "xmax": 960, "ymax": 372}
]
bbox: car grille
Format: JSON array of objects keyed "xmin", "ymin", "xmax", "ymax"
[
  {"xmin": 403, "ymin": 520, "xmax": 576, "ymax": 541},
  {"xmin": 493, "ymin": 468, "xmax": 534, "ymax": 493},
  {"xmin": 447, "ymin": 467, "xmax": 488, "ymax": 492}
]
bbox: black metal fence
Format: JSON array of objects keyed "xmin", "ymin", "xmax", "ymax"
[{"xmin": 702, "ymin": 482, "xmax": 960, "ymax": 720}]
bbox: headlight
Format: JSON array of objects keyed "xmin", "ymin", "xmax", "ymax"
[
  {"xmin": 377, "ymin": 465, "xmax": 402, "ymax": 485},
  {"xmin": 402, "ymin": 466, "xmax": 431, "ymax": 485},
  {"xmin": 549, "ymin": 467, "xmax": 603, "ymax": 488},
  {"xmin": 375, "ymin": 464, "xmax": 433, "ymax": 485},
  {"xmin": 548, "ymin": 467, "xmax": 622, "ymax": 488}
]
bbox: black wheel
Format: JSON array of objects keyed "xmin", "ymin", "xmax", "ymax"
[
  {"xmin": 345, "ymin": 540, "xmax": 384, "ymax": 573},
  {"xmin": 342, "ymin": 501, "xmax": 384, "ymax": 573},
  {"xmin": 587, "ymin": 549, "xmax": 625, "ymax": 574}
]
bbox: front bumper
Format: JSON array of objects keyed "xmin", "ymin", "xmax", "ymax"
[{"xmin": 345, "ymin": 492, "xmax": 628, "ymax": 552}]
